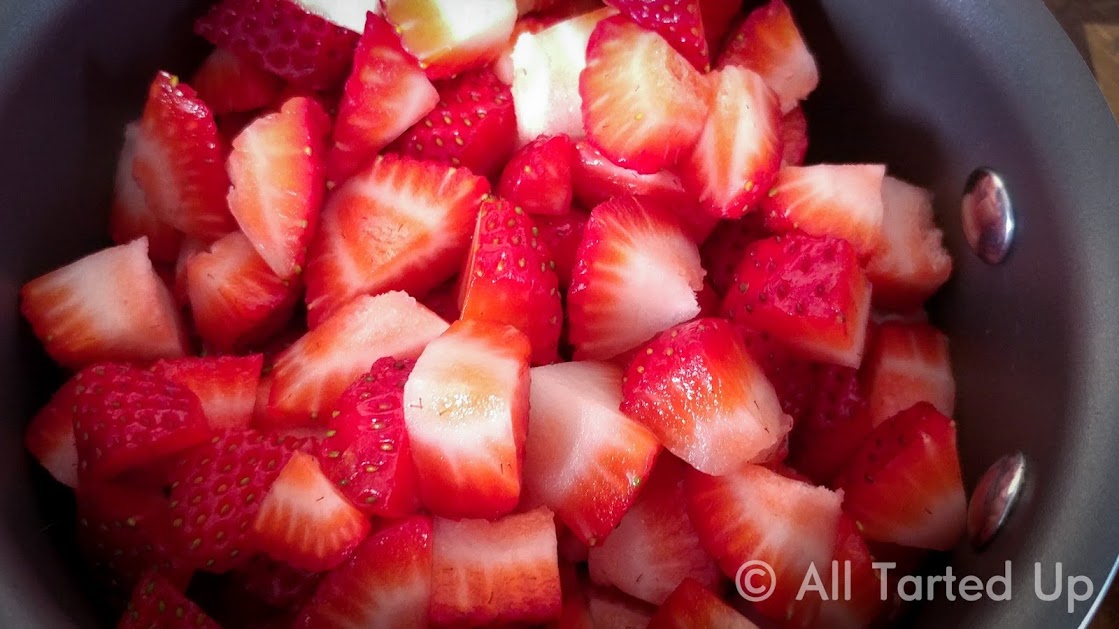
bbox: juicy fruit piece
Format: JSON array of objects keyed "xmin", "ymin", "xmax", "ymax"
[
  {"xmin": 151, "ymin": 354, "xmax": 264, "ymax": 431},
  {"xmin": 536, "ymin": 211, "xmax": 588, "ymax": 290},
  {"xmin": 781, "ymin": 105, "xmax": 809, "ymax": 166},
  {"xmin": 25, "ymin": 375, "xmax": 82, "ymax": 487},
  {"xmin": 327, "ymin": 14, "xmax": 439, "ymax": 183},
  {"xmin": 587, "ymin": 585, "xmax": 657, "ymax": 628},
  {"xmin": 268, "ymin": 292, "xmax": 448, "ymax": 425},
  {"xmin": 699, "ymin": 214, "xmax": 769, "ymax": 295},
  {"xmin": 721, "ymin": 233, "xmax": 872, "ymax": 368},
  {"xmin": 522, "ymin": 361, "xmax": 660, "ymax": 545},
  {"xmin": 319, "ymin": 357, "xmax": 420, "ymax": 518},
  {"xmin": 459, "ymin": 197, "xmax": 563, "ymax": 365},
  {"xmin": 604, "ymin": 0, "xmax": 710, "ymax": 71},
  {"xmin": 571, "ymin": 140, "xmax": 692, "ymax": 212},
  {"xmin": 230, "ymin": 555, "xmax": 323, "ymax": 611},
  {"xmin": 195, "ymin": 0, "xmax": 360, "ymax": 90},
  {"xmin": 648, "ymin": 578, "xmax": 758, "ymax": 629},
  {"xmin": 403, "ymin": 320, "xmax": 531, "ymax": 518},
  {"xmin": 786, "ymin": 362, "xmax": 875, "ymax": 485},
  {"xmin": 680, "ymin": 65, "xmax": 782, "ymax": 219},
  {"xmin": 498, "ymin": 134, "xmax": 576, "ymax": 215},
  {"xmin": 580, "ymin": 16, "xmax": 711, "ymax": 174},
  {"xmin": 621, "ymin": 319, "xmax": 791, "ymax": 475},
  {"xmin": 718, "ymin": 0, "xmax": 818, "ymax": 114},
  {"xmin": 382, "ymin": 0, "xmax": 518, "ymax": 80},
  {"xmin": 133, "ymin": 72, "xmax": 235, "ymax": 240},
  {"xmin": 304, "ymin": 154, "xmax": 490, "ymax": 325},
  {"xmin": 834, "ymin": 402, "xmax": 967, "ymax": 551},
  {"xmin": 296, "ymin": 516, "xmax": 433, "ymax": 628},
  {"xmin": 109, "ymin": 123, "xmax": 182, "ymax": 264},
  {"xmin": 568, "ymin": 196, "xmax": 705, "ymax": 360},
  {"xmin": 698, "ymin": 0, "xmax": 743, "ymax": 53},
  {"xmin": 227, "ymin": 96, "xmax": 330, "ymax": 279},
  {"xmin": 296, "ymin": 0, "xmax": 383, "ymax": 32},
  {"xmin": 21, "ymin": 238, "xmax": 188, "ymax": 369},
  {"xmin": 814, "ymin": 516, "xmax": 884, "ymax": 628},
  {"xmin": 118, "ymin": 571, "xmax": 219, "ymax": 629},
  {"xmin": 430, "ymin": 507, "xmax": 562, "ymax": 625},
  {"xmin": 191, "ymin": 48, "xmax": 284, "ymax": 115},
  {"xmin": 864, "ymin": 321, "xmax": 955, "ymax": 427},
  {"xmin": 72, "ymin": 363, "xmax": 211, "ymax": 481}
]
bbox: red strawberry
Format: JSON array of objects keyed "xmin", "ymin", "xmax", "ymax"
[
  {"xmin": 834, "ymin": 402, "xmax": 967, "ymax": 551},
  {"xmin": 812, "ymin": 516, "xmax": 885, "ymax": 629},
  {"xmin": 71, "ymin": 363, "xmax": 211, "ymax": 481},
  {"xmin": 403, "ymin": 320, "xmax": 531, "ymax": 519},
  {"xmin": 430, "ymin": 507, "xmax": 562, "ymax": 625},
  {"xmin": 571, "ymin": 140, "xmax": 692, "ymax": 212},
  {"xmin": 522, "ymin": 360, "xmax": 660, "ymax": 545},
  {"xmin": 587, "ymin": 584, "xmax": 658, "ymax": 628},
  {"xmin": 230, "ymin": 555, "xmax": 323, "ymax": 611},
  {"xmin": 24, "ymin": 376, "xmax": 81, "ymax": 487},
  {"xmin": 863, "ymin": 322, "xmax": 956, "ymax": 426},
  {"xmin": 319, "ymin": 357, "xmax": 421, "ymax": 518},
  {"xmin": 718, "ymin": 0, "xmax": 818, "ymax": 113},
  {"xmin": 648, "ymin": 578, "xmax": 757, "ymax": 629},
  {"xmin": 268, "ymin": 291, "xmax": 448, "ymax": 426},
  {"xmin": 327, "ymin": 14, "xmax": 440, "ymax": 184},
  {"xmin": 681, "ymin": 65, "xmax": 782, "ymax": 219},
  {"xmin": 132, "ymin": 72, "xmax": 236, "ymax": 240},
  {"xmin": 172, "ymin": 237, "xmax": 207, "ymax": 306},
  {"xmin": 304, "ymin": 154, "xmax": 490, "ymax": 325},
  {"xmin": 118, "ymin": 571, "xmax": 219, "ymax": 629},
  {"xmin": 195, "ymin": 0, "xmax": 359, "ymax": 90},
  {"xmin": 762, "ymin": 164, "xmax": 886, "ymax": 258},
  {"xmin": 191, "ymin": 48, "xmax": 285, "ymax": 115},
  {"xmin": 568, "ymin": 196, "xmax": 705, "ymax": 360},
  {"xmin": 536, "ymin": 211, "xmax": 588, "ymax": 290},
  {"xmin": 785, "ymin": 362, "xmax": 875, "ymax": 485},
  {"xmin": 21, "ymin": 238, "xmax": 189, "ymax": 369},
  {"xmin": 421, "ymin": 277, "xmax": 462, "ymax": 322},
  {"xmin": 580, "ymin": 16, "xmax": 711, "ymax": 174},
  {"xmin": 392, "ymin": 68, "xmax": 517, "ymax": 178},
  {"xmin": 296, "ymin": 515, "xmax": 433, "ymax": 628},
  {"xmin": 698, "ymin": 0, "xmax": 743, "ymax": 54},
  {"xmin": 227, "ymin": 96, "xmax": 330, "ymax": 279},
  {"xmin": 721, "ymin": 232, "xmax": 872, "ymax": 368},
  {"xmin": 460, "ymin": 197, "xmax": 563, "ymax": 365},
  {"xmin": 109, "ymin": 123, "xmax": 182, "ymax": 264},
  {"xmin": 498, "ymin": 134, "xmax": 577, "ymax": 215},
  {"xmin": 781, "ymin": 105, "xmax": 809, "ymax": 166},
  {"xmin": 604, "ymin": 0, "xmax": 710, "ymax": 71},
  {"xmin": 292, "ymin": 0, "xmax": 385, "ymax": 32},
  {"xmin": 150, "ymin": 354, "xmax": 264, "ymax": 431},
  {"xmin": 699, "ymin": 214, "xmax": 769, "ymax": 296},
  {"xmin": 382, "ymin": 0, "xmax": 517, "ymax": 80}
]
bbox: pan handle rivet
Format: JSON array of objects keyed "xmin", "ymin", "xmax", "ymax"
[
  {"xmin": 967, "ymin": 451, "xmax": 1027, "ymax": 550},
  {"xmin": 961, "ymin": 167, "xmax": 1016, "ymax": 264}
]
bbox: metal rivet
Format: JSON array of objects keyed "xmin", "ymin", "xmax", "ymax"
[
  {"xmin": 967, "ymin": 452, "xmax": 1027, "ymax": 550},
  {"xmin": 962, "ymin": 167, "xmax": 1016, "ymax": 264}
]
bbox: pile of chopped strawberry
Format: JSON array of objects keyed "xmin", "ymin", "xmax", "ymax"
[{"xmin": 21, "ymin": 1, "xmax": 964, "ymax": 626}]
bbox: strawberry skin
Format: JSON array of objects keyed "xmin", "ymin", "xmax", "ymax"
[
  {"xmin": 781, "ymin": 105, "xmax": 809, "ymax": 166},
  {"xmin": 698, "ymin": 0, "xmax": 743, "ymax": 54},
  {"xmin": 535, "ymin": 211, "xmax": 588, "ymax": 291},
  {"xmin": 118, "ymin": 571, "xmax": 219, "ymax": 629},
  {"xmin": 382, "ymin": 0, "xmax": 518, "ymax": 80},
  {"xmin": 863, "ymin": 321, "xmax": 956, "ymax": 427},
  {"xmin": 151, "ymin": 354, "xmax": 264, "ymax": 431},
  {"xmin": 785, "ymin": 362, "xmax": 875, "ymax": 485},
  {"xmin": 191, "ymin": 48, "xmax": 284, "ymax": 115},
  {"xmin": 648, "ymin": 578, "xmax": 758, "ymax": 629},
  {"xmin": 718, "ymin": 0, "xmax": 818, "ymax": 114},
  {"xmin": 24, "ymin": 375, "xmax": 82, "ymax": 488},
  {"xmin": 498, "ymin": 134, "xmax": 577, "ymax": 216},
  {"xmin": 699, "ymin": 214, "xmax": 770, "ymax": 296},
  {"xmin": 109, "ymin": 123, "xmax": 182, "ymax": 264},
  {"xmin": 604, "ymin": 0, "xmax": 709, "ymax": 71}
]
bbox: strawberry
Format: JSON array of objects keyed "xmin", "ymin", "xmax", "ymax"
[
  {"xmin": 648, "ymin": 578, "xmax": 758, "ymax": 629},
  {"xmin": 24, "ymin": 375, "xmax": 81, "ymax": 487},
  {"xmin": 382, "ymin": 0, "xmax": 518, "ymax": 80},
  {"xmin": 721, "ymin": 232, "xmax": 872, "ymax": 368},
  {"xmin": 421, "ymin": 277, "xmax": 462, "ymax": 322},
  {"xmin": 866, "ymin": 176, "xmax": 953, "ymax": 310},
  {"xmin": 522, "ymin": 360, "xmax": 660, "ymax": 545},
  {"xmin": 304, "ymin": 154, "xmax": 490, "ymax": 325},
  {"xmin": 762, "ymin": 164, "xmax": 886, "ymax": 258},
  {"xmin": 460, "ymin": 197, "xmax": 563, "ymax": 365},
  {"xmin": 535, "ymin": 211, "xmax": 588, "ymax": 291},
  {"xmin": 230, "ymin": 555, "xmax": 323, "ymax": 611},
  {"xmin": 587, "ymin": 585, "xmax": 657, "ymax": 628},
  {"xmin": 834, "ymin": 402, "xmax": 967, "ymax": 551},
  {"xmin": 812, "ymin": 516, "xmax": 885, "ymax": 629},
  {"xmin": 785, "ymin": 362, "xmax": 875, "ymax": 485},
  {"xmin": 132, "ymin": 72, "xmax": 236, "ymax": 240},
  {"xmin": 392, "ymin": 68, "xmax": 517, "ymax": 178},
  {"xmin": 319, "ymin": 357, "xmax": 421, "ymax": 518},
  {"xmin": 195, "ymin": 0, "xmax": 360, "ymax": 90},
  {"xmin": 109, "ymin": 123, "xmax": 182, "ymax": 264},
  {"xmin": 580, "ymin": 15, "xmax": 711, "ymax": 174},
  {"xmin": 493, "ymin": 13, "xmax": 558, "ymax": 85},
  {"xmin": 781, "ymin": 105, "xmax": 809, "ymax": 166},
  {"xmin": 326, "ymin": 14, "xmax": 439, "ymax": 184},
  {"xmin": 717, "ymin": 0, "xmax": 818, "ymax": 114},
  {"xmin": 567, "ymin": 196, "xmax": 705, "ymax": 361},
  {"xmin": 296, "ymin": 515, "xmax": 433, "ymax": 627},
  {"xmin": 172, "ymin": 237, "xmax": 207, "ymax": 306},
  {"xmin": 498, "ymin": 134, "xmax": 577, "ymax": 215},
  {"xmin": 150, "ymin": 354, "xmax": 265, "ymax": 431},
  {"xmin": 118, "ymin": 571, "xmax": 218, "ymax": 629},
  {"xmin": 571, "ymin": 140, "xmax": 692, "ymax": 212},
  {"xmin": 699, "ymin": 214, "xmax": 769, "ymax": 296},
  {"xmin": 295, "ymin": 0, "xmax": 384, "ymax": 32},
  {"xmin": 71, "ymin": 363, "xmax": 211, "ymax": 481},
  {"xmin": 587, "ymin": 457, "xmax": 720, "ymax": 605},
  {"xmin": 227, "ymin": 96, "xmax": 330, "ymax": 280},
  {"xmin": 863, "ymin": 322, "xmax": 956, "ymax": 426},
  {"xmin": 403, "ymin": 320, "xmax": 531, "ymax": 519},
  {"xmin": 21, "ymin": 238, "xmax": 189, "ymax": 369},
  {"xmin": 268, "ymin": 291, "xmax": 448, "ymax": 426},
  {"xmin": 604, "ymin": 0, "xmax": 710, "ymax": 71},
  {"xmin": 698, "ymin": 0, "xmax": 743, "ymax": 54},
  {"xmin": 191, "ymin": 48, "xmax": 284, "ymax": 115},
  {"xmin": 681, "ymin": 65, "xmax": 782, "ymax": 220},
  {"xmin": 430, "ymin": 507, "xmax": 562, "ymax": 625}
]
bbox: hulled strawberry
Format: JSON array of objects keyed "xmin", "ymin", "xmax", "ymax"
[
  {"xmin": 382, "ymin": 0, "xmax": 518, "ymax": 80},
  {"xmin": 109, "ymin": 123, "xmax": 181, "ymax": 264},
  {"xmin": 648, "ymin": 578, "xmax": 758, "ymax": 629},
  {"xmin": 785, "ymin": 362, "xmax": 875, "ymax": 485},
  {"xmin": 781, "ymin": 105, "xmax": 809, "ymax": 166},
  {"xmin": 718, "ymin": 0, "xmax": 818, "ymax": 114},
  {"xmin": 118, "ymin": 571, "xmax": 219, "ymax": 629},
  {"xmin": 191, "ymin": 48, "xmax": 284, "ymax": 115},
  {"xmin": 863, "ymin": 321, "xmax": 956, "ymax": 426},
  {"xmin": 498, "ymin": 134, "xmax": 576, "ymax": 215},
  {"xmin": 24, "ymin": 375, "xmax": 81, "ymax": 487},
  {"xmin": 150, "ymin": 354, "xmax": 264, "ymax": 431},
  {"xmin": 571, "ymin": 140, "xmax": 692, "ymax": 212},
  {"xmin": 604, "ymin": 0, "xmax": 710, "ymax": 71},
  {"xmin": 535, "ymin": 211, "xmax": 588, "ymax": 291}
]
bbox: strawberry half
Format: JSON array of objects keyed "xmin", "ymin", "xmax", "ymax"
[
  {"xmin": 382, "ymin": 0, "xmax": 518, "ymax": 80},
  {"xmin": 648, "ymin": 578, "xmax": 758, "ymax": 629},
  {"xmin": 118, "ymin": 571, "xmax": 218, "ymax": 629},
  {"xmin": 151, "ymin": 354, "xmax": 264, "ymax": 431},
  {"xmin": 403, "ymin": 320, "xmax": 531, "ymax": 519},
  {"xmin": 109, "ymin": 123, "xmax": 181, "ymax": 264},
  {"xmin": 699, "ymin": 214, "xmax": 770, "ymax": 296},
  {"xmin": 718, "ymin": 0, "xmax": 818, "ymax": 114},
  {"xmin": 535, "ymin": 211, "xmax": 588, "ymax": 291},
  {"xmin": 498, "ymin": 134, "xmax": 576, "ymax": 215},
  {"xmin": 24, "ymin": 375, "xmax": 82, "ymax": 488},
  {"xmin": 191, "ymin": 48, "xmax": 284, "ymax": 115},
  {"xmin": 571, "ymin": 140, "xmax": 692, "ymax": 212},
  {"xmin": 604, "ymin": 0, "xmax": 709, "ymax": 71},
  {"xmin": 785, "ymin": 362, "xmax": 875, "ymax": 485},
  {"xmin": 834, "ymin": 402, "xmax": 967, "ymax": 551},
  {"xmin": 781, "ymin": 105, "xmax": 809, "ymax": 166},
  {"xmin": 863, "ymin": 322, "xmax": 956, "ymax": 427}
]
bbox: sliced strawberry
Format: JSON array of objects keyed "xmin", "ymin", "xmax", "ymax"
[
  {"xmin": 109, "ymin": 123, "xmax": 181, "ymax": 264},
  {"xmin": 430, "ymin": 507, "xmax": 562, "ymax": 625},
  {"xmin": 781, "ymin": 105, "xmax": 809, "ymax": 166},
  {"xmin": 863, "ymin": 322, "xmax": 955, "ymax": 426},
  {"xmin": 536, "ymin": 211, "xmax": 588, "ymax": 291},
  {"xmin": 24, "ymin": 376, "xmax": 81, "ymax": 488},
  {"xmin": 498, "ymin": 134, "xmax": 576, "ymax": 215},
  {"xmin": 295, "ymin": 0, "xmax": 384, "ymax": 32},
  {"xmin": 118, "ymin": 571, "xmax": 219, "ymax": 629},
  {"xmin": 648, "ymin": 578, "xmax": 758, "ymax": 629},
  {"xmin": 296, "ymin": 515, "xmax": 433, "ymax": 627},
  {"xmin": 268, "ymin": 292, "xmax": 447, "ymax": 426},
  {"xmin": 587, "ymin": 585, "xmax": 657, "ymax": 628},
  {"xmin": 195, "ymin": 0, "xmax": 359, "ymax": 90},
  {"xmin": 327, "ymin": 14, "xmax": 439, "ymax": 184},
  {"xmin": 172, "ymin": 237, "xmax": 207, "ymax": 306},
  {"xmin": 230, "ymin": 554, "xmax": 323, "ymax": 611},
  {"xmin": 721, "ymin": 232, "xmax": 872, "ymax": 368},
  {"xmin": 319, "ymin": 357, "xmax": 420, "ymax": 518},
  {"xmin": 304, "ymin": 154, "xmax": 490, "ymax": 325},
  {"xmin": 604, "ymin": 0, "xmax": 709, "ymax": 71},
  {"xmin": 522, "ymin": 360, "xmax": 660, "ymax": 545},
  {"xmin": 834, "ymin": 402, "xmax": 966, "ymax": 551},
  {"xmin": 571, "ymin": 140, "xmax": 691, "ymax": 211},
  {"xmin": 812, "ymin": 516, "xmax": 885, "ymax": 629},
  {"xmin": 191, "ymin": 48, "xmax": 284, "ymax": 115},
  {"xmin": 421, "ymin": 277, "xmax": 462, "ymax": 322},
  {"xmin": 460, "ymin": 197, "xmax": 563, "ymax": 365},
  {"xmin": 699, "ymin": 214, "xmax": 769, "ymax": 296},
  {"xmin": 150, "ymin": 354, "xmax": 264, "ymax": 430},
  {"xmin": 403, "ymin": 320, "xmax": 531, "ymax": 518},
  {"xmin": 785, "ymin": 362, "xmax": 875, "ymax": 485},
  {"xmin": 698, "ymin": 0, "xmax": 743, "ymax": 54},
  {"xmin": 382, "ymin": 0, "xmax": 518, "ymax": 80},
  {"xmin": 581, "ymin": 15, "xmax": 711, "ymax": 174},
  {"xmin": 493, "ymin": 13, "xmax": 558, "ymax": 84},
  {"xmin": 21, "ymin": 238, "xmax": 188, "ymax": 368},
  {"xmin": 568, "ymin": 196, "xmax": 705, "ymax": 360},
  {"xmin": 866, "ymin": 176, "xmax": 953, "ymax": 310},
  {"xmin": 717, "ymin": 0, "xmax": 818, "ymax": 114}
]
